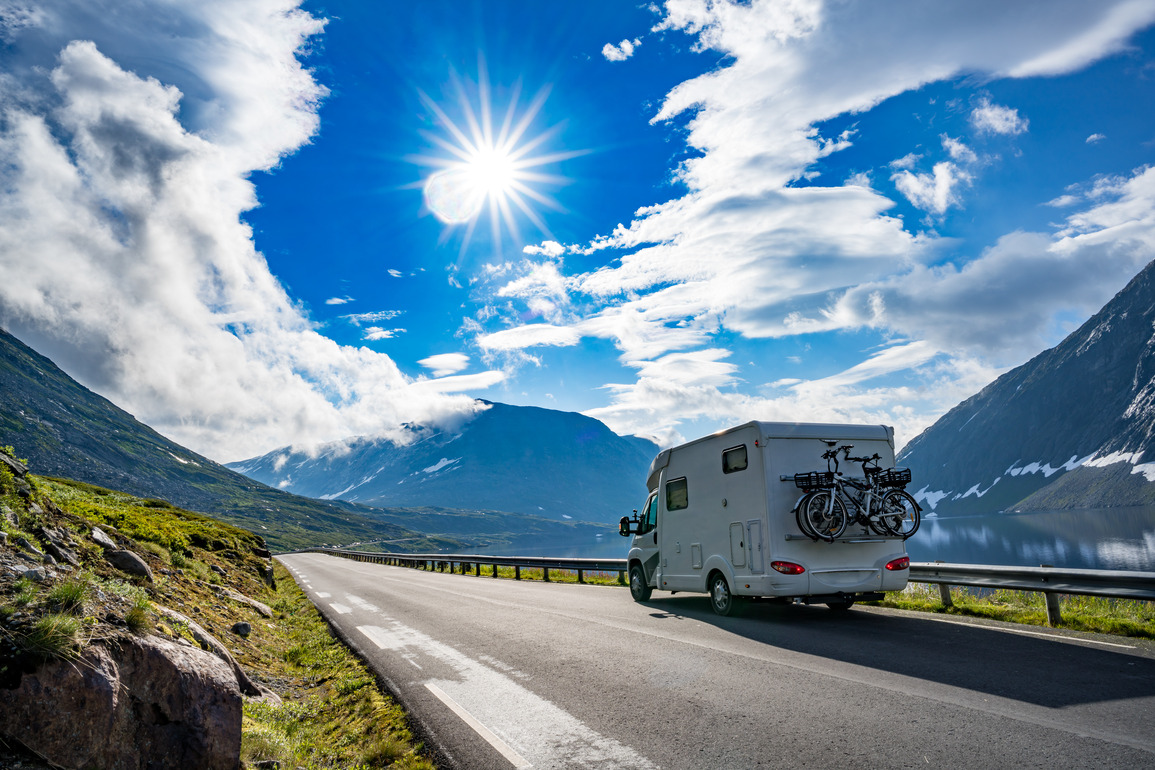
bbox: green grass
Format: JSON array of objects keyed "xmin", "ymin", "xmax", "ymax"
[
  {"xmin": 876, "ymin": 582, "xmax": 1155, "ymax": 639},
  {"xmin": 240, "ymin": 563, "xmax": 434, "ymax": 769},
  {"xmin": 19, "ymin": 614, "xmax": 83, "ymax": 660},
  {"xmin": 46, "ymin": 573, "xmax": 93, "ymax": 614}
]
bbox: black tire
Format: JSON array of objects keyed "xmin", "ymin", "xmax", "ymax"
[
  {"xmin": 795, "ymin": 493, "xmax": 818, "ymax": 540},
  {"xmin": 880, "ymin": 489, "xmax": 921, "ymax": 539},
  {"xmin": 709, "ymin": 572, "xmax": 737, "ymax": 616},
  {"xmin": 826, "ymin": 600, "xmax": 855, "ymax": 611},
  {"xmin": 804, "ymin": 491, "xmax": 847, "ymax": 542},
  {"xmin": 629, "ymin": 564, "xmax": 652, "ymax": 602}
]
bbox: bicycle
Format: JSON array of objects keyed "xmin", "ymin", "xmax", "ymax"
[
  {"xmin": 793, "ymin": 443, "xmax": 921, "ymax": 541},
  {"xmin": 838, "ymin": 448, "xmax": 920, "ymax": 539}
]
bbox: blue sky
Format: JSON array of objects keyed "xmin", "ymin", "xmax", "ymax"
[{"xmin": 2, "ymin": 0, "xmax": 1155, "ymax": 461}]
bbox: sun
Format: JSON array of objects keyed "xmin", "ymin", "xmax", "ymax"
[{"xmin": 413, "ymin": 66, "xmax": 584, "ymax": 248}]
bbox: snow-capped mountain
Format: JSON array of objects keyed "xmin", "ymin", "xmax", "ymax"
[
  {"xmin": 228, "ymin": 401, "xmax": 659, "ymax": 525},
  {"xmin": 899, "ymin": 259, "xmax": 1155, "ymax": 515}
]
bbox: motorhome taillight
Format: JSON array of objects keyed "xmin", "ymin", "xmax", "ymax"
[
  {"xmin": 886, "ymin": 556, "xmax": 910, "ymax": 571},
  {"xmin": 771, "ymin": 561, "xmax": 805, "ymax": 575}
]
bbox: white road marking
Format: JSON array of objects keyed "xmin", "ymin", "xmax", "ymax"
[
  {"xmin": 316, "ymin": 592, "xmax": 331, "ymax": 598},
  {"xmin": 425, "ymin": 682, "xmax": 531, "ymax": 768},
  {"xmin": 329, "ymin": 603, "xmax": 352, "ymax": 614},
  {"xmin": 905, "ymin": 612, "xmax": 1137, "ymax": 649},
  {"xmin": 357, "ymin": 623, "xmax": 656, "ymax": 769},
  {"xmin": 346, "ymin": 594, "xmax": 381, "ymax": 613}
]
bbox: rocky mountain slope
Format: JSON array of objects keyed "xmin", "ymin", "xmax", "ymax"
[
  {"xmin": 229, "ymin": 401, "xmax": 659, "ymax": 526},
  {"xmin": 899, "ymin": 259, "xmax": 1155, "ymax": 515}
]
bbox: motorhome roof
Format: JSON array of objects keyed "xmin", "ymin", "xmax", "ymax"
[{"xmin": 644, "ymin": 421, "xmax": 894, "ymax": 490}]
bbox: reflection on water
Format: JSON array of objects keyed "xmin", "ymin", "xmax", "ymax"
[
  {"xmin": 906, "ymin": 507, "xmax": 1155, "ymax": 570},
  {"xmin": 469, "ymin": 507, "xmax": 1155, "ymax": 570}
]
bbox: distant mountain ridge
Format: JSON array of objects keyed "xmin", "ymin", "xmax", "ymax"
[
  {"xmin": 0, "ymin": 327, "xmax": 451, "ymax": 550},
  {"xmin": 228, "ymin": 401, "xmax": 658, "ymax": 525},
  {"xmin": 899, "ymin": 259, "xmax": 1155, "ymax": 515}
]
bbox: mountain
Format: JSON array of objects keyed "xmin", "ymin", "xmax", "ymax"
[
  {"xmin": 898, "ymin": 259, "xmax": 1155, "ymax": 515},
  {"xmin": 0, "ymin": 326, "xmax": 454, "ymax": 551},
  {"xmin": 228, "ymin": 401, "xmax": 659, "ymax": 525}
]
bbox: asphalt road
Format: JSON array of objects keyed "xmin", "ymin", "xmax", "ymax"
[{"xmin": 279, "ymin": 553, "xmax": 1155, "ymax": 769}]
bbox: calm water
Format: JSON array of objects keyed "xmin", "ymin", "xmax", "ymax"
[{"xmin": 472, "ymin": 506, "xmax": 1155, "ymax": 571}]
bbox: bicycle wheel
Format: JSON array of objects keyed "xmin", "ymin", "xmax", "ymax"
[
  {"xmin": 804, "ymin": 491, "xmax": 847, "ymax": 542},
  {"xmin": 879, "ymin": 489, "xmax": 920, "ymax": 539},
  {"xmin": 795, "ymin": 493, "xmax": 819, "ymax": 540}
]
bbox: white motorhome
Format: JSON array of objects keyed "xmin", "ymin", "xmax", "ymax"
[{"xmin": 621, "ymin": 422, "xmax": 910, "ymax": 615}]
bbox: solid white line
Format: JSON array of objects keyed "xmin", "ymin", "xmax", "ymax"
[
  {"xmin": 905, "ymin": 612, "xmax": 1136, "ymax": 649},
  {"xmin": 425, "ymin": 682, "xmax": 531, "ymax": 769}
]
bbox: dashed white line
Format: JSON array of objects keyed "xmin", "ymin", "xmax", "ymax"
[
  {"xmin": 329, "ymin": 603, "xmax": 352, "ymax": 614},
  {"xmin": 425, "ymin": 682, "xmax": 531, "ymax": 769}
]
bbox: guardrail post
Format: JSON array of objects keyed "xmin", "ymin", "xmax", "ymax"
[
  {"xmin": 617, "ymin": 571, "xmax": 626, "ymax": 586},
  {"xmin": 1044, "ymin": 592, "xmax": 1062, "ymax": 626},
  {"xmin": 474, "ymin": 562, "xmax": 480, "ymax": 576},
  {"xmin": 543, "ymin": 567, "xmax": 550, "ymax": 582},
  {"xmin": 577, "ymin": 569, "xmax": 585, "ymax": 584},
  {"xmin": 515, "ymin": 565, "xmax": 521, "ymax": 580},
  {"xmin": 938, "ymin": 584, "xmax": 953, "ymax": 607},
  {"xmin": 493, "ymin": 564, "xmax": 499, "ymax": 578}
]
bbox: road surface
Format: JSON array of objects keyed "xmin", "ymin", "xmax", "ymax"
[{"xmin": 279, "ymin": 553, "xmax": 1155, "ymax": 769}]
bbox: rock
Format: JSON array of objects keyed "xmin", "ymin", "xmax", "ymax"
[
  {"xmin": 0, "ymin": 531, "xmax": 7, "ymax": 546},
  {"xmin": 43, "ymin": 541, "xmax": 79, "ymax": 567},
  {"xmin": 251, "ymin": 547, "xmax": 272, "ymax": 559},
  {"xmin": 92, "ymin": 527, "xmax": 117, "ymax": 551},
  {"xmin": 215, "ymin": 586, "xmax": 273, "ymax": 618},
  {"xmin": 0, "ymin": 451, "xmax": 27, "ymax": 477},
  {"xmin": 153, "ymin": 605, "xmax": 262, "ymax": 697},
  {"xmin": 15, "ymin": 479, "xmax": 31, "ymax": 498},
  {"xmin": 0, "ymin": 635, "xmax": 242, "ymax": 769},
  {"xmin": 210, "ymin": 564, "xmax": 227, "ymax": 578},
  {"xmin": 260, "ymin": 563, "xmax": 276, "ymax": 589},
  {"xmin": 230, "ymin": 622, "xmax": 251, "ymax": 638},
  {"xmin": 22, "ymin": 567, "xmax": 46, "ymax": 582},
  {"xmin": 15, "ymin": 537, "xmax": 44, "ymax": 559},
  {"xmin": 105, "ymin": 550, "xmax": 154, "ymax": 582}
]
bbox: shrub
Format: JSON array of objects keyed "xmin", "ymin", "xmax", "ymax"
[
  {"xmin": 46, "ymin": 574, "xmax": 93, "ymax": 614},
  {"xmin": 21, "ymin": 614, "xmax": 82, "ymax": 660}
]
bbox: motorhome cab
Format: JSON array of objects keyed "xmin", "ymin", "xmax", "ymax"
[{"xmin": 621, "ymin": 422, "xmax": 910, "ymax": 615}]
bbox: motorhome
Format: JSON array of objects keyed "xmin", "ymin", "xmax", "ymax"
[{"xmin": 620, "ymin": 422, "xmax": 911, "ymax": 615}]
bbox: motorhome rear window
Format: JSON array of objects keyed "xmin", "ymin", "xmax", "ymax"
[
  {"xmin": 666, "ymin": 477, "xmax": 688, "ymax": 511},
  {"xmin": 722, "ymin": 445, "xmax": 748, "ymax": 474}
]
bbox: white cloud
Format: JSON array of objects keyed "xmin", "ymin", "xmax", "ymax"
[
  {"xmin": 941, "ymin": 135, "xmax": 977, "ymax": 164},
  {"xmin": 523, "ymin": 240, "xmax": 566, "ymax": 257},
  {"xmin": 602, "ymin": 38, "xmax": 640, "ymax": 62},
  {"xmin": 1086, "ymin": 132, "xmax": 1106, "ymax": 143},
  {"xmin": 364, "ymin": 327, "xmax": 403, "ymax": 341},
  {"xmin": 892, "ymin": 161, "xmax": 973, "ymax": 215},
  {"xmin": 970, "ymin": 96, "xmax": 1029, "ymax": 135},
  {"xmin": 325, "ymin": 296, "xmax": 353, "ymax": 305},
  {"xmin": 419, "ymin": 353, "xmax": 470, "ymax": 377},
  {"xmin": 0, "ymin": 1, "xmax": 496, "ymax": 460},
  {"xmin": 342, "ymin": 309, "xmax": 404, "ymax": 325},
  {"xmin": 387, "ymin": 269, "xmax": 403, "ymax": 277},
  {"xmin": 478, "ymin": 324, "xmax": 582, "ymax": 351}
]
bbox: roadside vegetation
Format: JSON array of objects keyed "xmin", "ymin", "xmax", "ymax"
[{"xmin": 873, "ymin": 582, "xmax": 1155, "ymax": 639}]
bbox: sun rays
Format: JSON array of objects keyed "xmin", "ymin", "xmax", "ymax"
[{"xmin": 413, "ymin": 64, "xmax": 584, "ymax": 249}]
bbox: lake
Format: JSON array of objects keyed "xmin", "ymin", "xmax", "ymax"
[{"xmin": 472, "ymin": 506, "xmax": 1155, "ymax": 571}]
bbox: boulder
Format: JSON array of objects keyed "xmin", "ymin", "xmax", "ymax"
[
  {"xmin": 230, "ymin": 622, "xmax": 251, "ymax": 638},
  {"xmin": 215, "ymin": 586, "xmax": 273, "ymax": 618},
  {"xmin": 0, "ymin": 635, "xmax": 242, "ymax": 769},
  {"xmin": 106, "ymin": 550, "xmax": 154, "ymax": 582},
  {"xmin": 92, "ymin": 527, "xmax": 118, "ymax": 551}
]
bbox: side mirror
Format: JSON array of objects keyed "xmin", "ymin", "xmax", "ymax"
[{"xmin": 619, "ymin": 516, "xmax": 634, "ymax": 537}]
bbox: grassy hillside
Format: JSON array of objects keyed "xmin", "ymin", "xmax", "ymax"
[{"xmin": 0, "ymin": 447, "xmax": 432, "ymax": 768}]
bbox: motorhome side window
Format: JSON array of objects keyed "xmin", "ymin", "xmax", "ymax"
[
  {"xmin": 666, "ymin": 477, "xmax": 689, "ymax": 511},
  {"xmin": 641, "ymin": 494, "xmax": 658, "ymax": 534},
  {"xmin": 722, "ymin": 445, "xmax": 748, "ymax": 474}
]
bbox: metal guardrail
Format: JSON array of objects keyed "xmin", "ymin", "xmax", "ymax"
[{"xmin": 302, "ymin": 548, "xmax": 1155, "ymax": 626}]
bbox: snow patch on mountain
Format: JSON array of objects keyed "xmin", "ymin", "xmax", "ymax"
[
  {"xmin": 1086, "ymin": 450, "xmax": 1155, "ymax": 482},
  {"xmin": 422, "ymin": 457, "xmax": 460, "ymax": 474}
]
